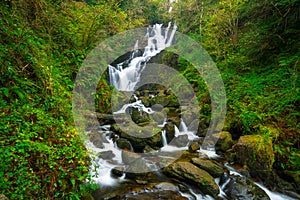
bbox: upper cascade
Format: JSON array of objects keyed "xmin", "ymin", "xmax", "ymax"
[{"xmin": 108, "ymin": 22, "xmax": 177, "ymax": 91}]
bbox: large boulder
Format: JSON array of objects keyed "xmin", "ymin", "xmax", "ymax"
[
  {"xmin": 234, "ymin": 135, "xmax": 274, "ymax": 178},
  {"xmin": 224, "ymin": 176, "xmax": 270, "ymax": 200},
  {"xmin": 163, "ymin": 162, "xmax": 219, "ymax": 198},
  {"xmin": 191, "ymin": 158, "xmax": 224, "ymax": 178}
]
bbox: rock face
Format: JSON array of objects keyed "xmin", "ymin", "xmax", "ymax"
[
  {"xmin": 224, "ymin": 176, "xmax": 271, "ymax": 200},
  {"xmin": 163, "ymin": 162, "xmax": 219, "ymax": 198},
  {"xmin": 191, "ymin": 158, "xmax": 224, "ymax": 178},
  {"xmin": 234, "ymin": 135, "xmax": 274, "ymax": 178}
]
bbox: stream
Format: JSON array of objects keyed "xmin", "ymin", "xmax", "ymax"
[{"xmin": 85, "ymin": 22, "xmax": 298, "ymax": 200}]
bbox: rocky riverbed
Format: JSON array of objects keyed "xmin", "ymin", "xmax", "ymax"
[{"xmin": 85, "ymin": 89, "xmax": 300, "ymax": 200}]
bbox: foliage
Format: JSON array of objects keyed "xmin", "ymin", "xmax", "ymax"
[{"xmin": 0, "ymin": 0, "xmax": 138, "ymax": 199}]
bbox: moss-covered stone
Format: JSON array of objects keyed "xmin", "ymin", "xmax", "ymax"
[{"xmin": 234, "ymin": 135, "xmax": 275, "ymax": 178}]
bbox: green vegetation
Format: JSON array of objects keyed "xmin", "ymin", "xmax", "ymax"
[
  {"xmin": 0, "ymin": 0, "xmax": 299, "ymax": 199},
  {"xmin": 0, "ymin": 0, "xmax": 143, "ymax": 199},
  {"xmin": 170, "ymin": 0, "xmax": 299, "ymax": 171}
]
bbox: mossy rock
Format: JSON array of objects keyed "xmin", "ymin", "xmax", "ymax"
[
  {"xmin": 163, "ymin": 162, "xmax": 219, "ymax": 198},
  {"xmin": 112, "ymin": 124, "xmax": 162, "ymax": 152},
  {"xmin": 234, "ymin": 135, "xmax": 275, "ymax": 178}
]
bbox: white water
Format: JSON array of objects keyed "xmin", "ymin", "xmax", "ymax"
[
  {"xmin": 109, "ymin": 22, "xmax": 177, "ymax": 91},
  {"xmin": 113, "ymin": 99, "xmax": 154, "ymax": 114},
  {"xmin": 161, "ymin": 130, "xmax": 168, "ymax": 146}
]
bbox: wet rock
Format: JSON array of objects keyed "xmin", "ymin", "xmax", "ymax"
[
  {"xmin": 224, "ymin": 176, "xmax": 270, "ymax": 200},
  {"xmin": 169, "ymin": 135, "xmax": 189, "ymax": 147},
  {"xmin": 97, "ymin": 151, "xmax": 114, "ymax": 160},
  {"xmin": 163, "ymin": 162, "xmax": 219, "ymax": 198},
  {"xmin": 234, "ymin": 135, "xmax": 274, "ymax": 179},
  {"xmin": 212, "ymin": 131, "xmax": 234, "ymax": 152},
  {"xmin": 188, "ymin": 141, "xmax": 200, "ymax": 152},
  {"xmin": 116, "ymin": 138, "xmax": 132, "ymax": 150},
  {"xmin": 191, "ymin": 158, "xmax": 224, "ymax": 178},
  {"xmin": 122, "ymin": 150, "xmax": 141, "ymax": 164},
  {"xmin": 164, "ymin": 122, "xmax": 175, "ymax": 143}
]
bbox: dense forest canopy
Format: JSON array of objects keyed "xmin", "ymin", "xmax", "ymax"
[{"xmin": 0, "ymin": 0, "xmax": 299, "ymax": 199}]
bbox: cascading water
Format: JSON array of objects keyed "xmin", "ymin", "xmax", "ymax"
[{"xmin": 108, "ymin": 22, "xmax": 177, "ymax": 91}]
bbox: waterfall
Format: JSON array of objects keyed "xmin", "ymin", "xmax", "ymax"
[
  {"xmin": 179, "ymin": 118, "xmax": 188, "ymax": 132},
  {"xmin": 174, "ymin": 125, "xmax": 180, "ymax": 137},
  {"xmin": 108, "ymin": 22, "xmax": 177, "ymax": 91},
  {"xmin": 161, "ymin": 130, "xmax": 168, "ymax": 146}
]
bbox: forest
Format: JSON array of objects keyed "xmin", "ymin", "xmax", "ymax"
[{"xmin": 0, "ymin": 0, "xmax": 299, "ymax": 199}]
